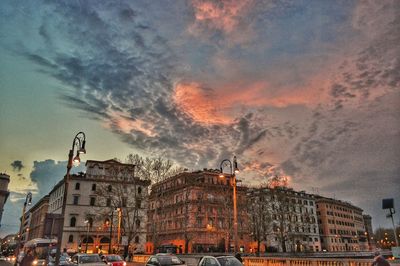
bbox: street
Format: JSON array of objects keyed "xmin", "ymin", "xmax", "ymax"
[{"xmin": 0, "ymin": 261, "xmax": 12, "ymax": 266}]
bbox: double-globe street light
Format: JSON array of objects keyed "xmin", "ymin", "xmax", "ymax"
[
  {"xmin": 219, "ymin": 156, "xmax": 240, "ymax": 253},
  {"xmin": 55, "ymin": 132, "xmax": 86, "ymax": 265}
]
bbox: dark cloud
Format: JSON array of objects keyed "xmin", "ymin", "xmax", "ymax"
[
  {"xmin": 30, "ymin": 159, "xmax": 85, "ymax": 196},
  {"xmin": 10, "ymin": 160, "xmax": 24, "ymax": 172}
]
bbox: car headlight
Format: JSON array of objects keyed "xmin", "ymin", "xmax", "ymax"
[
  {"xmin": 107, "ymin": 263, "xmax": 112, "ymax": 266},
  {"xmin": 123, "ymin": 262, "xmax": 127, "ymax": 266},
  {"xmin": 33, "ymin": 260, "xmax": 38, "ymax": 265}
]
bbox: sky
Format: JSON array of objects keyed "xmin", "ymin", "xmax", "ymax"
[{"xmin": 0, "ymin": 0, "xmax": 399, "ymax": 237}]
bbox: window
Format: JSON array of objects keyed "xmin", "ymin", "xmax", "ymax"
[
  {"xmin": 92, "ymin": 184, "xmax": 96, "ymax": 191},
  {"xmin": 75, "ymin": 183, "xmax": 80, "ymax": 190},
  {"xmin": 68, "ymin": 235, "xmax": 74, "ymax": 243},
  {"xmin": 90, "ymin": 197, "xmax": 96, "ymax": 206},
  {"xmin": 106, "ymin": 198, "xmax": 111, "ymax": 207},
  {"xmin": 122, "ymin": 197, "xmax": 127, "ymax": 207},
  {"xmin": 135, "ymin": 236, "xmax": 139, "ymax": 243},
  {"xmin": 70, "ymin": 217, "xmax": 76, "ymax": 227},
  {"xmin": 136, "ymin": 219, "xmax": 140, "ymax": 227},
  {"xmin": 107, "ymin": 185, "xmax": 112, "ymax": 192},
  {"xmin": 73, "ymin": 196, "xmax": 79, "ymax": 205},
  {"xmin": 138, "ymin": 187, "xmax": 142, "ymax": 194}
]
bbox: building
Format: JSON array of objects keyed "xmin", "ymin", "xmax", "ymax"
[
  {"xmin": 0, "ymin": 173, "xmax": 10, "ymax": 227},
  {"xmin": 20, "ymin": 212, "xmax": 31, "ymax": 244},
  {"xmin": 47, "ymin": 159, "xmax": 150, "ymax": 255},
  {"xmin": 316, "ymin": 196, "xmax": 368, "ymax": 252},
  {"xmin": 27, "ymin": 195, "xmax": 50, "ymax": 240},
  {"xmin": 247, "ymin": 186, "xmax": 321, "ymax": 253},
  {"xmin": 363, "ymin": 214, "xmax": 376, "ymax": 250},
  {"xmin": 146, "ymin": 169, "xmax": 250, "ymax": 254}
]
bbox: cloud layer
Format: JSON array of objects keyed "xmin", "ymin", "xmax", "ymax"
[{"xmin": 0, "ymin": 0, "xmax": 399, "ymax": 231}]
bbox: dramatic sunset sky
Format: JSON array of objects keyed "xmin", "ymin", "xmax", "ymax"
[{"xmin": 1, "ymin": 0, "xmax": 399, "ymax": 236}]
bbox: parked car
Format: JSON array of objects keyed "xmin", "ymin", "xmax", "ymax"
[
  {"xmin": 70, "ymin": 253, "xmax": 106, "ymax": 265},
  {"xmin": 101, "ymin": 254, "xmax": 126, "ymax": 266},
  {"xmin": 197, "ymin": 256, "xmax": 243, "ymax": 266},
  {"xmin": 48, "ymin": 254, "xmax": 73, "ymax": 265},
  {"xmin": 146, "ymin": 253, "xmax": 186, "ymax": 266}
]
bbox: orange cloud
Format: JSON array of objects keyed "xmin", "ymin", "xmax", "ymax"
[
  {"xmin": 104, "ymin": 111, "xmax": 157, "ymax": 137},
  {"xmin": 173, "ymin": 82, "xmax": 234, "ymax": 124},
  {"xmin": 188, "ymin": 0, "xmax": 255, "ymax": 45},
  {"xmin": 173, "ymin": 76, "xmax": 330, "ymax": 125}
]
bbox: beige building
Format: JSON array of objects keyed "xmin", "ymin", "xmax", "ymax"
[
  {"xmin": 247, "ymin": 187, "xmax": 321, "ymax": 253},
  {"xmin": 48, "ymin": 159, "xmax": 150, "ymax": 255},
  {"xmin": 316, "ymin": 196, "xmax": 368, "ymax": 252},
  {"xmin": 0, "ymin": 173, "xmax": 10, "ymax": 228}
]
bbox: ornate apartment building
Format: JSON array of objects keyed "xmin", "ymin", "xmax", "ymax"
[
  {"xmin": 146, "ymin": 169, "xmax": 250, "ymax": 254},
  {"xmin": 46, "ymin": 159, "xmax": 150, "ymax": 254},
  {"xmin": 316, "ymin": 196, "xmax": 368, "ymax": 252},
  {"xmin": 247, "ymin": 187, "xmax": 321, "ymax": 253}
]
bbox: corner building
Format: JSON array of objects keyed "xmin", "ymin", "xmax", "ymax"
[
  {"xmin": 316, "ymin": 196, "xmax": 368, "ymax": 251},
  {"xmin": 146, "ymin": 170, "xmax": 250, "ymax": 254}
]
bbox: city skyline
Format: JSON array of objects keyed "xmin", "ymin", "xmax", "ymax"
[{"xmin": 1, "ymin": 0, "xmax": 399, "ymax": 237}]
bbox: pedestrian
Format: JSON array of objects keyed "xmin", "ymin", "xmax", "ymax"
[
  {"xmin": 235, "ymin": 253, "xmax": 243, "ymax": 263},
  {"xmin": 372, "ymin": 251, "xmax": 390, "ymax": 266},
  {"xmin": 20, "ymin": 249, "xmax": 34, "ymax": 266}
]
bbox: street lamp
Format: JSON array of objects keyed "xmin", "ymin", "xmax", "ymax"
[
  {"xmin": 84, "ymin": 219, "xmax": 90, "ymax": 253},
  {"xmin": 219, "ymin": 156, "xmax": 240, "ymax": 253},
  {"xmin": 55, "ymin": 132, "xmax": 87, "ymax": 265},
  {"xmin": 16, "ymin": 192, "xmax": 32, "ymax": 257}
]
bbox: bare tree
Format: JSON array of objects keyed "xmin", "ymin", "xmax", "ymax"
[
  {"xmin": 248, "ymin": 189, "xmax": 273, "ymax": 255},
  {"xmin": 90, "ymin": 162, "xmax": 150, "ymax": 257},
  {"xmin": 125, "ymin": 154, "xmax": 183, "ymax": 184}
]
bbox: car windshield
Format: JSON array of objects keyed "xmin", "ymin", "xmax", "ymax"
[
  {"xmin": 107, "ymin": 255, "xmax": 123, "ymax": 262},
  {"xmin": 217, "ymin": 257, "xmax": 242, "ymax": 266},
  {"xmin": 80, "ymin": 255, "xmax": 102, "ymax": 263},
  {"xmin": 158, "ymin": 255, "xmax": 184, "ymax": 265}
]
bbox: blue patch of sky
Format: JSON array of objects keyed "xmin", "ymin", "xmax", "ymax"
[{"xmin": 250, "ymin": 0, "xmax": 357, "ymax": 61}]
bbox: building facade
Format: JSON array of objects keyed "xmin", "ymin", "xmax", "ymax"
[
  {"xmin": 247, "ymin": 187, "xmax": 321, "ymax": 253},
  {"xmin": 316, "ymin": 197, "xmax": 368, "ymax": 252},
  {"xmin": 146, "ymin": 170, "xmax": 250, "ymax": 254},
  {"xmin": 363, "ymin": 214, "xmax": 376, "ymax": 250},
  {"xmin": 0, "ymin": 173, "xmax": 10, "ymax": 227},
  {"xmin": 27, "ymin": 196, "xmax": 50, "ymax": 240},
  {"xmin": 48, "ymin": 159, "xmax": 150, "ymax": 255}
]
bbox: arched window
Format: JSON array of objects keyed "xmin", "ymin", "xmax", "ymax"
[
  {"xmin": 92, "ymin": 184, "xmax": 96, "ymax": 191},
  {"xmin": 82, "ymin": 236, "xmax": 94, "ymax": 244},
  {"xmin": 100, "ymin": 237, "xmax": 110, "ymax": 244},
  {"xmin": 75, "ymin": 183, "xmax": 80, "ymax": 190},
  {"xmin": 138, "ymin": 187, "xmax": 142, "ymax": 194},
  {"xmin": 70, "ymin": 217, "xmax": 76, "ymax": 227},
  {"xmin": 136, "ymin": 219, "xmax": 140, "ymax": 227},
  {"xmin": 134, "ymin": 236, "xmax": 139, "ymax": 243},
  {"xmin": 107, "ymin": 185, "xmax": 112, "ymax": 192},
  {"xmin": 68, "ymin": 235, "xmax": 74, "ymax": 243}
]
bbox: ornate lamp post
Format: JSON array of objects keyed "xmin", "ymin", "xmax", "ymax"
[
  {"xmin": 84, "ymin": 219, "xmax": 90, "ymax": 253},
  {"xmin": 16, "ymin": 192, "xmax": 32, "ymax": 257},
  {"xmin": 219, "ymin": 156, "xmax": 239, "ymax": 253},
  {"xmin": 55, "ymin": 132, "xmax": 86, "ymax": 265}
]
